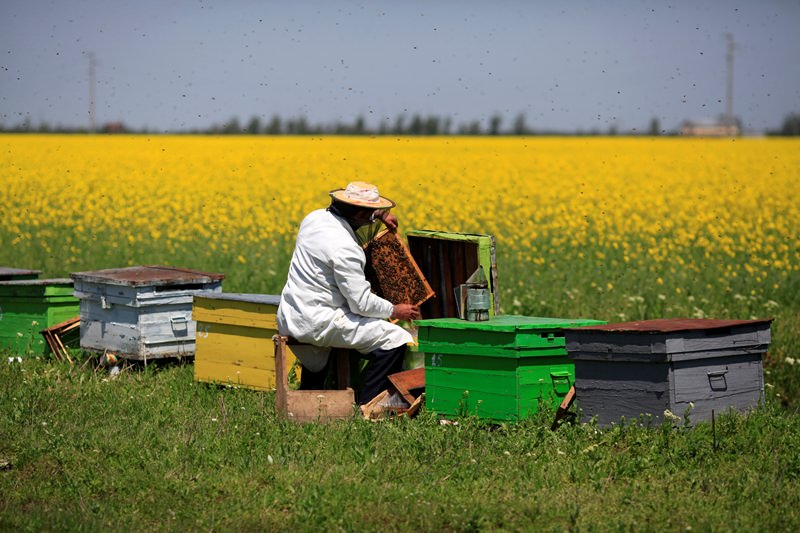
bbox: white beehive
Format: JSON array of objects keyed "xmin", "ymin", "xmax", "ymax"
[{"xmin": 71, "ymin": 266, "xmax": 224, "ymax": 361}]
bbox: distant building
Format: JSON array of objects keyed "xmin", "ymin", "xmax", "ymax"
[
  {"xmin": 102, "ymin": 122, "xmax": 126, "ymax": 134},
  {"xmin": 680, "ymin": 118, "xmax": 739, "ymax": 137}
]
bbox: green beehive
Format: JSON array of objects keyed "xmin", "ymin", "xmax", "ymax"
[
  {"xmin": 0, "ymin": 279, "xmax": 79, "ymax": 356},
  {"xmin": 417, "ymin": 315, "xmax": 605, "ymax": 421}
]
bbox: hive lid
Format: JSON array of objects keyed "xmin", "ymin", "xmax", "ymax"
[
  {"xmin": 406, "ymin": 229, "xmax": 495, "ymax": 242},
  {"xmin": 0, "ymin": 267, "xmax": 41, "ymax": 277},
  {"xmin": 70, "ymin": 266, "xmax": 224, "ymax": 287},
  {"xmin": 415, "ymin": 315, "xmax": 605, "ymax": 331},
  {"xmin": 568, "ymin": 317, "xmax": 773, "ymax": 334},
  {"xmin": 0, "ymin": 278, "xmax": 73, "ymax": 286},
  {"xmin": 193, "ymin": 292, "xmax": 280, "ymax": 306}
]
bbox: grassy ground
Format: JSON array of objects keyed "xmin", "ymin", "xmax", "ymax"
[
  {"xmin": 2, "ymin": 136, "xmax": 798, "ymax": 529},
  {"xmin": 2, "ymin": 358, "xmax": 799, "ymax": 531}
]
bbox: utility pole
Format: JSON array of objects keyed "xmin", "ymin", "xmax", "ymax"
[
  {"xmin": 87, "ymin": 52, "xmax": 96, "ymax": 132},
  {"xmin": 724, "ymin": 33, "xmax": 735, "ymax": 129}
]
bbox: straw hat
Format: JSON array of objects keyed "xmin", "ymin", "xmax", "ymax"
[{"xmin": 329, "ymin": 181, "xmax": 395, "ymax": 209}]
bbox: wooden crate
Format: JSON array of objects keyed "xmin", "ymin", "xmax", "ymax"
[
  {"xmin": 71, "ymin": 266, "xmax": 224, "ymax": 361},
  {"xmin": 566, "ymin": 318, "xmax": 772, "ymax": 426},
  {"xmin": 193, "ymin": 293, "xmax": 299, "ymax": 390},
  {"xmin": 274, "ymin": 335, "xmax": 354, "ymax": 423}
]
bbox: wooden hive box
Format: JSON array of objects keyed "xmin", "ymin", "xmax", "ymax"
[
  {"xmin": 0, "ymin": 278, "xmax": 79, "ymax": 356},
  {"xmin": 0, "ymin": 267, "xmax": 41, "ymax": 281},
  {"xmin": 416, "ymin": 315, "xmax": 605, "ymax": 421},
  {"xmin": 70, "ymin": 266, "xmax": 224, "ymax": 361},
  {"xmin": 193, "ymin": 293, "xmax": 299, "ymax": 390},
  {"xmin": 566, "ymin": 318, "xmax": 772, "ymax": 426},
  {"xmin": 406, "ymin": 230, "xmax": 500, "ymax": 320}
]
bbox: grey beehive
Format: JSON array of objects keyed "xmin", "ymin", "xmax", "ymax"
[{"xmin": 566, "ymin": 318, "xmax": 772, "ymax": 426}]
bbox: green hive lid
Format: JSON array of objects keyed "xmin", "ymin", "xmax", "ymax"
[
  {"xmin": 407, "ymin": 229, "xmax": 493, "ymax": 242},
  {"xmin": 415, "ymin": 315, "xmax": 605, "ymax": 331},
  {"xmin": 0, "ymin": 278, "xmax": 75, "ymax": 298}
]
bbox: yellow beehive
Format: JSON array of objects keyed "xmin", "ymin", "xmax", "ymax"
[{"xmin": 193, "ymin": 293, "xmax": 298, "ymax": 390}]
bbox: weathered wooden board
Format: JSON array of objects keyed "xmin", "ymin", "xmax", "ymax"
[{"xmin": 388, "ymin": 367, "xmax": 425, "ymax": 404}]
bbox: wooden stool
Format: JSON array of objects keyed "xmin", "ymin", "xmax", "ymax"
[{"xmin": 273, "ymin": 335, "xmax": 355, "ymax": 423}]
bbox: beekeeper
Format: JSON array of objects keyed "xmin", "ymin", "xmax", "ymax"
[{"xmin": 277, "ymin": 182, "xmax": 421, "ymax": 404}]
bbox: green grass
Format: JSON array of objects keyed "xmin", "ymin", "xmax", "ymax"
[
  {"xmin": 2, "ymin": 196, "xmax": 799, "ymax": 529},
  {"xmin": 2, "ymin": 358, "xmax": 800, "ymax": 531}
]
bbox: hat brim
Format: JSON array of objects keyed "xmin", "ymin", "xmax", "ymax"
[{"xmin": 329, "ymin": 189, "xmax": 395, "ymax": 209}]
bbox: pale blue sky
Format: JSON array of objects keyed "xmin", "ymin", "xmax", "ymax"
[{"xmin": 1, "ymin": 0, "xmax": 798, "ymax": 133}]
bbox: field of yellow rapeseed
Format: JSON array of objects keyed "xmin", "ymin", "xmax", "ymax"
[{"xmin": 1, "ymin": 134, "xmax": 798, "ymax": 330}]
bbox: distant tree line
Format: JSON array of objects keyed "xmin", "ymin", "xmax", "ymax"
[
  {"xmin": 2, "ymin": 111, "xmax": 799, "ymax": 136},
  {"xmin": 767, "ymin": 112, "xmax": 800, "ymax": 136}
]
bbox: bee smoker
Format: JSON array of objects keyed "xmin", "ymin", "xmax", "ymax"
[{"xmin": 454, "ymin": 266, "xmax": 490, "ymax": 322}]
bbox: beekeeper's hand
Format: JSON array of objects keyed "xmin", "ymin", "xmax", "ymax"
[
  {"xmin": 376, "ymin": 210, "xmax": 399, "ymax": 232},
  {"xmin": 392, "ymin": 303, "xmax": 420, "ymax": 321}
]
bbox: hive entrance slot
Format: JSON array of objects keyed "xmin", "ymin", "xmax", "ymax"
[{"xmin": 154, "ymin": 283, "xmax": 206, "ymax": 292}]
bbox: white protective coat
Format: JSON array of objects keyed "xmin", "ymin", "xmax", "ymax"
[{"xmin": 277, "ymin": 209, "xmax": 413, "ymax": 371}]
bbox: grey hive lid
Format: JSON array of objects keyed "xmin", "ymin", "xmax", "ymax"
[
  {"xmin": 0, "ymin": 278, "xmax": 73, "ymax": 286},
  {"xmin": 194, "ymin": 292, "xmax": 280, "ymax": 306},
  {"xmin": 70, "ymin": 265, "xmax": 225, "ymax": 287},
  {"xmin": 0, "ymin": 267, "xmax": 41, "ymax": 277},
  {"xmin": 567, "ymin": 317, "xmax": 773, "ymax": 334}
]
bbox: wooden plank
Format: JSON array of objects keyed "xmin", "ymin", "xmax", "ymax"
[
  {"xmin": 405, "ymin": 392, "xmax": 425, "ymax": 418},
  {"xmin": 550, "ymin": 386, "xmax": 576, "ymax": 431},
  {"xmin": 192, "ymin": 305, "xmax": 279, "ymax": 329},
  {"xmin": 285, "ymin": 390, "xmax": 356, "ymax": 422},
  {"xmin": 194, "ymin": 359, "xmax": 275, "ymax": 390},
  {"xmin": 335, "ymin": 349, "xmax": 351, "ymax": 390},
  {"xmin": 388, "ymin": 367, "xmax": 425, "ymax": 405},
  {"xmin": 54, "ymin": 334, "xmax": 72, "ymax": 364},
  {"xmin": 195, "ymin": 330, "xmax": 298, "ymax": 367}
]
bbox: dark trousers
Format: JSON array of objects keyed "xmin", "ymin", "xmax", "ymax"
[{"xmin": 300, "ymin": 345, "xmax": 406, "ymax": 405}]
